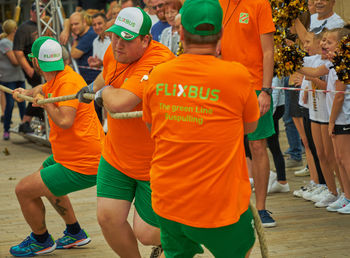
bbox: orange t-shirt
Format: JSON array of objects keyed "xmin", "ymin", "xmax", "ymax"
[
  {"xmin": 42, "ymin": 66, "xmax": 104, "ymax": 175},
  {"xmin": 143, "ymin": 54, "xmax": 260, "ymax": 228},
  {"xmin": 220, "ymin": 0, "xmax": 275, "ymax": 90},
  {"xmin": 102, "ymin": 41, "xmax": 175, "ymax": 180}
]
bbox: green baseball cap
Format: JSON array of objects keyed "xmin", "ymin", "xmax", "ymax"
[
  {"xmin": 180, "ymin": 0, "xmax": 223, "ymax": 36},
  {"xmin": 28, "ymin": 36, "xmax": 64, "ymax": 72},
  {"xmin": 106, "ymin": 7, "xmax": 152, "ymax": 41}
]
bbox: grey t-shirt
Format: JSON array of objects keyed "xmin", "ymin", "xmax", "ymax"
[{"xmin": 0, "ymin": 38, "xmax": 25, "ymax": 82}]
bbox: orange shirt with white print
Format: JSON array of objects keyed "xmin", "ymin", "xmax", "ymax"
[
  {"xmin": 42, "ymin": 65, "xmax": 104, "ymax": 175},
  {"xmin": 143, "ymin": 54, "xmax": 260, "ymax": 228},
  {"xmin": 219, "ymin": 0, "xmax": 275, "ymax": 90},
  {"xmin": 102, "ymin": 41, "xmax": 175, "ymax": 181}
]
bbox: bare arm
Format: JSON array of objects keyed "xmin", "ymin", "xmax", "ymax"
[
  {"xmin": 329, "ymin": 80, "xmax": 346, "ymax": 136},
  {"xmin": 5, "ymin": 50, "xmax": 19, "ymax": 66},
  {"xmin": 40, "ymin": 101, "xmax": 77, "ymax": 129},
  {"xmin": 92, "ymin": 72, "xmax": 105, "ymax": 92},
  {"xmin": 244, "ymin": 120, "xmax": 259, "ymax": 134},
  {"xmin": 307, "ymin": 77, "xmax": 327, "ymax": 90},
  {"xmin": 294, "ymin": 18, "xmax": 308, "ymax": 45},
  {"xmin": 70, "ymin": 40, "xmax": 84, "ymax": 59},
  {"xmin": 59, "ymin": 19, "xmax": 71, "ymax": 45},
  {"xmin": 14, "ymin": 50, "xmax": 34, "ymax": 78},
  {"xmin": 102, "ymin": 87, "xmax": 141, "ymax": 113},
  {"xmin": 258, "ymin": 32, "xmax": 274, "ymax": 116},
  {"xmin": 298, "ymin": 65, "xmax": 329, "ymax": 78}
]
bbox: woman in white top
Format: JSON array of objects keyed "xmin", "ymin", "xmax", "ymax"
[
  {"xmin": 0, "ymin": 19, "xmax": 26, "ymax": 140},
  {"xmin": 159, "ymin": 0, "xmax": 182, "ymax": 55}
]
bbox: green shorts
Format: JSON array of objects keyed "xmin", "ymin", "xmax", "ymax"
[
  {"xmin": 247, "ymin": 90, "xmax": 275, "ymax": 141},
  {"xmin": 97, "ymin": 156, "xmax": 159, "ymax": 228},
  {"xmin": 41, "ymin": 155, "xmax": 97, "ymax": 197},
  {"xmin": 157, "ymin": 208, "xmax": 255, "ymax": 258}
]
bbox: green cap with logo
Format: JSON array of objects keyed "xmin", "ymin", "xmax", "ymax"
[
  {"xmin": 28, "ymin": 36, "xmax": 64, "ymax": 72},
  {"xmin": 106, "ymin": 7, "xmax": 152, "ymax": 41},
  {"xmin": 180, "ymin": 0, "xmax": 223, "ymax": 36}
]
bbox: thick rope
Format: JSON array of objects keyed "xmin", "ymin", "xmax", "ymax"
[{"xmin": 249, "ymin": 201, "xmax": 269, "ymax": 258}]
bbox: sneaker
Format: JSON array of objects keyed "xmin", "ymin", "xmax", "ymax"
[
  {"xmin": 327, "ymin": 194, "xmax": 349, "ymax": 212},
  {"xmin": 55, "ymin": 229, "xmax": 91, "ymax": 249},
  {"xmin": 315, "ymin": 191, "xmax": 338, "ymax": 208},
  {"xmin": 337, "ymin": 202, "xmax": 350, "ymax": 214},
  {"xmin": 3, "ymin": 131, "xmax": 9, "ymax": 140},
  {"xmin": 258, "ymin": 210, "xmax": 276, "ymax": 228},
  {"xmin": 269, "ymin": 181, "xmax": 290, "ymax": 193},
  {"xmin": 285, "ymin": 157, "xmax": 303, "ymax": 168},
  {"xmin": 268, "ymin": 171, "xmax": 277, "ymax": 191},
  {"xmin": 302, "ymin": 184, "xmax": 326, "ymax": 201},
  {"xmin": 311, "ymin": 186, "xmax": 329, "ymax": 203},
  {"xmin": 9, "ymin": 233, "xmax": 56, "ymax": 257},
  {"xmin": 293, "ymin": 181, "xmax": 316, "ymax": 198},
  {"xmin": 18, "ymin": 121, "xmax": 34, "ymax": 134},
  {"xmin": 294, "ymin": 166, "xmax": 310, "ymax": 177},
  {"xmin": 150, "ymin": 245, "xmax": 163, "ymax": 258}
]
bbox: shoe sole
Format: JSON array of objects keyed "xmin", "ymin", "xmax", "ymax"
[
  {"xmin": 294, "ymin": 172, "xmax": 310, "ymax": 177},
  {"xmin": 35, "ymin": 243, "xmax": 57, "ymax": 255},
  {"xmin": 262, "ymin": 222, "xmax": 276, "ymax": 228},
  {"xmin": 56, "ymin": 238, "xmax": 91, "ymax": 249}
]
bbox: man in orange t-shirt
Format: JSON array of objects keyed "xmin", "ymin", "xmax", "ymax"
[
  {"xmin": 219, "ymin": 0, "xmax": 277, "ymax": 227},
  {"xmin": 143, "ymin": 0, "xmax": 259, "ymax": 256},
  {"xmin": 76, "ymin": 7, "xmax": 174, "ymax": 257},
  {"xmin": 10, "ymin": 37, "xmax": 104, "ymax": 257}
]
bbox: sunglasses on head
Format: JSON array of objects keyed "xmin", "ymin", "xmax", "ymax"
[{"xmin": 152, "ymin": 3, "xmax": 164, "ymax": 10}]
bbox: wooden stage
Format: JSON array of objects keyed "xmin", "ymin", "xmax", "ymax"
[{"xmin": 1, "ymin": 121, "xmax": 350, "ymax": 257}]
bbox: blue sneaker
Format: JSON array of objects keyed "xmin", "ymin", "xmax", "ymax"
[
  {"xmin": 258, "ymin": 210, "xmax": 276, "ymax": 228},
  {"xmin": 55, "ymin": 229, "xmax": 91, "ymax": 249},
  {"xmin": 9, "ymin": 233, "xmax": 56, "ymax": 257}
]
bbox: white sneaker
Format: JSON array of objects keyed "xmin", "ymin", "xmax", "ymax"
[
  {"xmin": 327, "ymin": 194, "xmax": 349, "ymax": 212},
  {"xmin": 337, "ymin": 201, "xmax": 350, "ymax": 214},
  {"xmin": 294, "ymin": 181, "xmax": 315, "ymax": 198},
  {"xmin": 311, "ymin": 186, "xmax": 329, "ymax": 203},
  {"xmin": 315, "ymin": 191, "xmax": 338, "ymax": 208},
  {"xmin": 268, "ymin": 171, "xmax": 277, "ymax": 191},
  {"xmin": 269, "ymin": 181, "xmax": 290, "ymax": 193},
  {"xmin": 303, "ymin": 184, "xmax": 326, "ymax": 201},
  {"xmin": 294, "ymin": 166, "xmax": 310, "ymax": 177}
]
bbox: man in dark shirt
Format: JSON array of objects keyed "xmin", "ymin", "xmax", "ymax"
[
  {"xmin": 70, "ymin": 12, "xmax": 99, "ymax": 84},
  {"xmin": 150, "ymin": 0, "xmax": 170, "ymax": 41},
  {"xmin": 13, "ymin": 1, "xmax": 45, "ymax": 133}
]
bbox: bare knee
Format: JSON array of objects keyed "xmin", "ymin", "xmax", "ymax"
[
  {"xmin": 134, "ymin": 226, "xmax": 160, "ymax": 246},
  {"xmin": 249, "ymin": 140, "xmax": 267, "ymax": 156},
  {"xmin": 15, "ymin": 178, "xmax": 30, "ymax": 198}
]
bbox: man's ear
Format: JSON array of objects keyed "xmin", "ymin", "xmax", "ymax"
[{"xmin": 142, "ymin": 34, "xmax": 151, "ymax": 48}]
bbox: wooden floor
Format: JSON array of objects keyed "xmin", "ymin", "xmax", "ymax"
[{"xmin": 1, "ymin": 111, "xmax": 350, "ymax": 258}]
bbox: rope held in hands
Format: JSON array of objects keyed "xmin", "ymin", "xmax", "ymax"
[{"xmin": 0, "ymin": 83, "xmax": 269, "ymax": 257}]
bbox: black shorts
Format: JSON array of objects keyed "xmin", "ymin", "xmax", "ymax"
[
  {"xmin": 334, "ymin": 124, "xmax": 350, "ymax": 135},
  {"xmin": 25, "ymin": 102, "xmax": 44, "ymax": 120}
]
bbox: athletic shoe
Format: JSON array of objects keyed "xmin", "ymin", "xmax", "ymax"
[
  {"xmin": 9, "ymin": 233, "xmax": 56, "ymax": 257},
  {"xmin": 311, "ymin": 186, "xmax": 329, "ymax": 203},
  {"xmin": 293, "ymin": 181, "xmax": 316, "ymax": 198},
  {"xmin": 3, "ymin": 131, "xmax": 9, "ymax": 140},
  {"xmin": 258, "ymin": 210, "xmax": 276, "ymax": 228},
  {"xmin": 315, "ymin": 191, "xmax": 338, "ymax": 208},
  {"xmin": 337, "ymin": 202, "xmax": 350, "ymax": 214},
  {"xmin": 294, "ymin": 166, "xmax": 310, "ymax": 177},
  {"xmin": 327, "ymin": 194, "xmax": 349, "ymax": 212},
  {"xmin": 267, "ymin": 171, "xmax": 277, "ymax": 192},
  {"xmin": 302, "ymin": 184, "xmax": 326, "ymax": 201},
  {"xmin": 55, "ymin": 229, "xmax": 91, "ymax": 249},
  {"xmin": 18, "ymin": 122, "xmax": 34, "ymax": 134},
  {"xmin": 269, "ymin": 181, "xmax": 290, "ymax": 193},
  {"xmin": 150, "ymin": 245, "xmax": 163, "ymax": 258}
]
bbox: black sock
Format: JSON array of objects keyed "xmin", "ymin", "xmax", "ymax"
[
  {"xmin": 32, "ymin": 231, "xmax": 49, "ymax": 243},
  {"xmin": 66, "ymin": 222, "xmax": 81, "ymax": 235}
]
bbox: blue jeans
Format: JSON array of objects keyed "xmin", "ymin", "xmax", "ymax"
[
  {"xmin": 2, "ymin": 81, "xmax": 26, "ymax": 132},
  {"xmin": 282, "ymin": 77, "xmax": 302, "ymax": 161}
]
